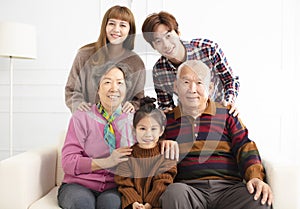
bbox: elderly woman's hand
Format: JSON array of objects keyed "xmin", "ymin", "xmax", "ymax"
[
  {"xmin": 92, "ymin": 147, "xmax": 132, "ymax": 170},
  {"xmin": 107, "ymin": 147, "xmax": 133, "ymax": 167},
  {"xmin": 122, "ymin": 101, "xmax": 135, "ymax": 113}
]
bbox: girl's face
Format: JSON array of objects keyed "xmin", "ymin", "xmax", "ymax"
[
  {"xmin": 106, "ymin": 18, "xmax": 130, "ymax": 45},
  {"xmin": 135, "ymin": 116, "xmax": 164, "ymax": 149},
  {"xmin": 98, "ymin": 67, "xmax": 126, "ymax": 114}
]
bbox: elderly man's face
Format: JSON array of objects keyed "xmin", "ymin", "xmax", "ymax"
[
  {"xmin": 98, "ymin": 67, "xmax": 126, "ymax": 112},
  {"xmin": 175, "ymin": 65, "xmax": 209, "ymax": 109}
]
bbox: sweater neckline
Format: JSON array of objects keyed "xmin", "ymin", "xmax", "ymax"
[{"xmin": 132, "ymin": 143, "xmax": 160, "ymax": 157}]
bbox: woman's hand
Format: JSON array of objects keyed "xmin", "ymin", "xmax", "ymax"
[
  {"xmin": 77, "ymin": 101, "xmax": 92, "ymax": 112},
  {"xmin": 122, "ymin": 101, "xmax": 135, "ymax": 113},
  {"xmin": 107, "ymin": 147, "xmax": 133, "ymax": 167},
  {"xmin": 92, "ymin": 147, "xmax": 132, "ymax": 170}
]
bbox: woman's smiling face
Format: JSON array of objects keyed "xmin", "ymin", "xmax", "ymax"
[
  {"xmin": 106, "ymin": 18, "xmax": 130, "ymax": 45},
  {"xmin": 98, "ymin": 67, "xmax": 126, "ymax": 113}
]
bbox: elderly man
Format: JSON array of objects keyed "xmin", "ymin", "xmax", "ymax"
[{"xmin": 161, "ymin": 60, "xmax": 273, "ymax": 209}]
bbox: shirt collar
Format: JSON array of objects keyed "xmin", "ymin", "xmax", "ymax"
[{"xmin": 173, "ymin": 99, "xmax": 216, "ymax": 120}]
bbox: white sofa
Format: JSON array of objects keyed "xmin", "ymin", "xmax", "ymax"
[{"xmin": 0, "ymin": 137, "xmax": 299, "ymax": 209}]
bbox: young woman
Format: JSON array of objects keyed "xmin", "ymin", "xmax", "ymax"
[
  {"xmin": 115, "ymin": 97, "xmax": 177, "ymax": 209},
  {"xmin": 65, "ymin": 5, "xmax": 145, "ymax": 113}
]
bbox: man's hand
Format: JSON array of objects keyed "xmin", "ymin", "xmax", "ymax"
[
  {"xmin": 222, "ymin": 100, "xmax": 239, "ymax": 117},
  {"xmin": 162, "ymin": 107, "xmax": 173, "ymax": 113},
  {"xmin": 246, "ymin": 178, "xmax": 273, "ymax": 206},
  {"xmin": 160, "ymin": 140, "xmax": 179, "ymax": 161}
]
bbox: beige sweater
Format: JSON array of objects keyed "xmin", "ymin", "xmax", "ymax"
[
  {"xmin": 115, "ymin": 144, "xmax": 177, "ymax": 209},
  {"xmin": 65, "ymin": 45, "xmax": 146, "ymax": 112}
]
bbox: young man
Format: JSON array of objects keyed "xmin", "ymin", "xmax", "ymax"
[
  {"xmin": 160, "ymin": 60, "xmax": 273, "ymax": 209},
  {"xmin": 142, "ymin": 11, "xmax": 239, "ymax": 114}
]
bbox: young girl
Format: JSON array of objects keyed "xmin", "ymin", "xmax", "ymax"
[
  {"xmin": 115, "ymin": 97, "xmax": 177, "ymax": 209},
  {"xmin": 65, "ymin": 5, "xmax": 145, "ymax": 113}
]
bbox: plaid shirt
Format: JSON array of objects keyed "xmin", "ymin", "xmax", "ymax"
[{"xmin": 152, "ymin": 38, "xmax": 240, "ymax": 109}]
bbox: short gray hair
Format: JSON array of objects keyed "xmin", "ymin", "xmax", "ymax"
[
  {"xmin": 92, "ymin": 61, "xmax": 132, "ymax": 92},
  {"xmin": 177, "ymin": 60, "xmax": 211, "ymax": 92}
]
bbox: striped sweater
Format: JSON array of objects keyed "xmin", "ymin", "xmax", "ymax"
[
  {"xmin": 114, "ymin": 143, "xmax": 177, "ymax": 209},
  {"xmin": 164, "ymin": 100, "xmax": 265, "ymax": 182}
]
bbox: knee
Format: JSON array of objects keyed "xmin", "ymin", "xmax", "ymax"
[
  {"xmin": 97, "ymin": 189, "xmax": 121, "ymax": 209},
  {"xmin": 73, "ymin": 197, "xmax": 95, "ymax": 209},
  {"xmin": 162, "ymin": 183, "xmax": 190, "ymax": 199}
]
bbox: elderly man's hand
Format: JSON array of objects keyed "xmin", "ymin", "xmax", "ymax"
[
  {"xmin": 160, "ymin": 140, "xmax": 179, "ymax": 161},
  {"xmin": 246, "ymin": 178, "xmax": 273, "ymax": 206}
]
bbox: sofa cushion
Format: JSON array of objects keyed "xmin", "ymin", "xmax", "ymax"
[
  {"xmin": 56, "ymin": 132, "xmax": 66, "ymax": 186},
  {"xmin": 29, "ymin": 187, "xmax": 61, "ymax": 209}
]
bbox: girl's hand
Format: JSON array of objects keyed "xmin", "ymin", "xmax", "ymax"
[
  {"xmin": 132, "ymin": 202, "xmax": 144, "ymax": 209},
  {"xmin": 122, "ymin": 101, "xmax": 135, "ymax": 113},
  {"xmin": 144, "ymin": 203, "xmax": 152, "ymax": 209}
]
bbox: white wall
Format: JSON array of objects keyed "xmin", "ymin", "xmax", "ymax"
[
  {"xmin": 0, "ymin": 0, "xmax": 101, "ymax": 158},
  {"xmin": 0, "ymin": 0, "xmax": 299, "ymax": 164}
]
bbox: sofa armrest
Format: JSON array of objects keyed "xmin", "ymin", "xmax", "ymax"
[
  {"xmin": 0, "ymin": 145, "xmax": 58, "ymax": 209},
  {"xmin": 263, "ymin": 158, "xmax": 300, "ymax": 209}
]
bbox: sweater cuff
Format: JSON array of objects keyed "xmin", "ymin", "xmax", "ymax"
[{"xmin": 244, "ymin": 164, "xmax": 265, "ymax": 181}]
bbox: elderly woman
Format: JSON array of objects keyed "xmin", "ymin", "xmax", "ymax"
[{"xmin": 58, "ymin": 62, "xmax": 136, "ymax": 209}]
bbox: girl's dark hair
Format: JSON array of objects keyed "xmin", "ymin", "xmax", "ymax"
[{"xmin": 133, "ymin": 96, "xmax": 166, "ymax": 129}]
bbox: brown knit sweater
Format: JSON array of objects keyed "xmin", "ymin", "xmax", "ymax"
[{"xmin": 115, "ymin": 143, "xmax": 177, "ymax": 209}]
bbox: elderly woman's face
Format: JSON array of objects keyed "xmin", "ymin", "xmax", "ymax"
[{"xmin": 98, "ymin": 67, "xmax": 126, "ymax": 112}]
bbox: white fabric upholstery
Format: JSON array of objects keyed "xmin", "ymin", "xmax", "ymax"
[
  {"xmin": 263, "ymin": 158, "xmax": 300, "ymax": 209},
  {"xmin": 0, "ymin": 145, "xmax": 57, "ymax": 209},
  {"xmin": 0, "ymin": 137, "xmax": 299, "ymax": 209},
  {"xmin": 29, "ymin": 187, "xmax": 61, "ymax": 209}
]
